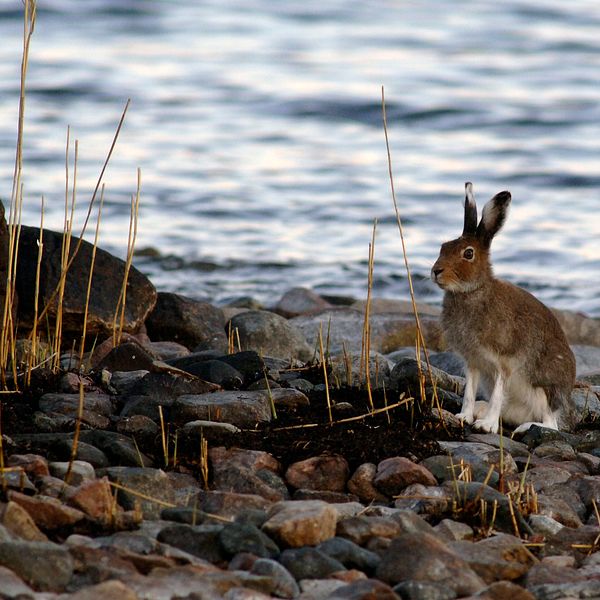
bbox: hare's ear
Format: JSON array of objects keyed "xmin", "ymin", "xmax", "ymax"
[
  {"xmin": 462, "ymin": 182, "xmax": 478, "ymax": 236},
  {"xmin": 476, "ymin": 191, "xmax": 511, "ymax": 248}
]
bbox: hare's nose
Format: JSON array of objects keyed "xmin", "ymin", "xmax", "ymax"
[{"xmin": 433, "ymin": 267, "xmax": 444, "ymax": 278}]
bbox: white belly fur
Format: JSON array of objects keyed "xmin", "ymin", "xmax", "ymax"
[{"xmin": 472, "ymin": 349, "xmax": 551, "ymax": 426}]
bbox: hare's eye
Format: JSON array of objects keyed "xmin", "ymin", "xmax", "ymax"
[{"xmin": 463, "ymin": 247, "xmax": 474, "ymax": 260}]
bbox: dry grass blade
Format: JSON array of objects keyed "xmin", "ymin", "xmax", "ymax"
[
  {"xmin": 318, "ymin": 323, "xmax": 332, "ymax": 423},
  {"xmin": 113, "ymin": 168, "xmax": 141, "ymax": 346},
  {"xmin": 271, "ymin": 396, "xmax": 411, "ymax": 431},
  {"xmin": 78, "ymin": 186, "xmax": 105, "ymax": 369},
  {"xmin": 1, "ymin": 0, "xmax": 37, "ymax": 383},
  {"xmin": 30, "ymin": 99, "xmax": 131, "ymax": 336},
  {"xmin": 63, "ymin": 381, "xmax": 84, "ymax": 489},
  {"xmin": 381, "ymin": 86, "xmax": 446, "ymax": 422},
  {"xmin": 361, "ymin": 220, "xmax": 377, "ymax": 411}
]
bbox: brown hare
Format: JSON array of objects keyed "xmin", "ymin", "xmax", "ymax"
[{"xmin": 431, "ymin": 182, "xmax": 576, "ymax": 434}]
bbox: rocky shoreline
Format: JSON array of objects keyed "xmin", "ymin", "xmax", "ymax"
[{"xmin": 1, "ymin": 279, "xmax": 600, "ymax": 599}]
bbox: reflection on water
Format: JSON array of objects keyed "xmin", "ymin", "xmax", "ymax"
[{"xmin": 0, "ymin": 0, "xmax": 599, "ymax": 314}]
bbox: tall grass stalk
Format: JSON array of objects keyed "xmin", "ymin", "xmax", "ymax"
[
  {"xmin": 78, "ymin": 186, "xmax": 105, "ymax": 369},
  {"xmin": 26, "ymin": 197, "xmax": 45, "ymax": 385},
  {"xmin": 360, "ymin": 220, "xmax": 377, "ymax": 411},
  {"xmin": 113, "ymin": 168, "xmax": 141, "ymax": 346},
  {"xmin": 1, "ymin": 0, "xmax": 37, "ymax": 384},
  {"xmin": 381, "ymin": 86, "xmax": 443, "ymax": 417},
  {"xmin": 30, "ymin": 99, "xmax": 131, "ymax": 338},
  {"xmin": 318, "ymin": 323, "xmax": 332, "ymax": 423}
]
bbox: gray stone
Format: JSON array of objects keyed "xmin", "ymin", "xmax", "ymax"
[
  {"xmin": 78, "ymin": 429, "xmax": 152, "ymax": 467},
  {"xmin": 279, "ymin": 547, "xmax": 346, "ymax": 580},
  {"xmin": 172, "ymin": 390, "xmax": 273, "ymax": 428},
  {"xmin": 571, "ymin": 386, "xmax": 600, "ymax": 419},
  {"xmin": 0, "ymin": 540, "xmax": 74, "ymax": 592},
  {"xmin": 528, "ymin": 514, "xmax": 564, "ymax": 537},
  {"xmin": 390, "ymin": 358, "xmax": 464, "ymax": 395},
  {"xmin": 98, "ymin": 467, "xmax": 175, "ymax": 519},
  {"xmin": 250, "ymin": 558, "xmax": 300, "ymax": 599},
  {"xmin": 145, "ymin": 292, "xmax": 228, "ymax": 351},
  {"xmin": 157, "ymin": 523, "xmax": 227, "ymax": 564},
  {"xmin": 329, "ymin": 351, "xmax": 392, "ymax": 389},
  {"xmin": 49, "ymin": 460, "xmax": 95, "ymax": 485},
  {"xmin": 0, "ymin": 565, "xmax": 35, "ymax": 598},
  {"xmin": 394, "ymin": 484, "xmax": 450, "ymax": 517},
  {"xmin": 437, "ymin": 441, "xmax": 518, "ymax": 478},
  {"xmin": 376, "ymin": 532, "xmax": 486, "ymax": 596},
  {"xmin": 394, "ymin": 580, "xmax": 457, "ymax": 600},
  {"xmin": 571, "ymin": 344, "xmax": 600, "ymax": 374},
  {"xmin": 218, "ymin": 522, "xmax": 280, "ymax": 559},
  {"xmin": 427, "ymin": 352, "xmax": 465, "ymax": 377},
  {"xmin": 317, "ymin": 536, "xmax": 380, "ymax": 574},
  {"xmin": 275, "ymin": 287, "xmax": 332, "ymax": 318},
  {"xmin": 329, "ymin": 579, "xmax": 401, "ymax": 599},
  {"xmin": 229, "ymin": 310, "xmax": 313, "ymax": 362},
  {"xmin": 290, "ymin": 309, "xmax": 444, "ymax": 355}
]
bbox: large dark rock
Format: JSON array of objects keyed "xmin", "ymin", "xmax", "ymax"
[
  {"xmin": 15, "ymin": 225, "xmax": 156, "ymax": 338},
  {"xmin": 145, "ymin": 292, "xmax": 228, "ymax": 351}
]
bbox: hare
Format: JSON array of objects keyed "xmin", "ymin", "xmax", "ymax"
[{"xmin": 431, "ymin": 182, "xmax": 576, "ymax": 434}]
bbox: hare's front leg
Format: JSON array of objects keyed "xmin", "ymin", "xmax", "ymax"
[
  {"xmin": 473, "ymin": 372, "xmax": 505, "ymax": 434},
  {"xmin": 456, "ymin": 367, "xmax": 479, "ymax": 424}
]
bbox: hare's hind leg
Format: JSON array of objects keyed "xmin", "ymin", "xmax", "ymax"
[{"xmin": 456, "ymin": 366, "xmax": 479, "ymax": 424}]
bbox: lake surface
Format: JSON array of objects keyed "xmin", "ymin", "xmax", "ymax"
[{"xmin": 0, "ymin": 0, "xmax": 599, "ymax": 315}]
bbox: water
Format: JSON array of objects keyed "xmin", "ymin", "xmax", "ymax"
[{"xmin": 0, "ymin": 0, "xmax": 599, "ymax": 314}]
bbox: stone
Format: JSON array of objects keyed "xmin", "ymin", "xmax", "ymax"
[
  {"xmin": 262, "ymin": 500, "xmax": 337, "ymax": 547},
  {"xmin": 329, "ymin": 579, "xmax": 401, "ymax": 599},
  {"xmin": 290, "ymin": 309, "xmax": 444, "ymax": 355},
  {"xmin": 192, "ymin": 490, "xmax": 273, "ymax": 520},
  {"xmin": 393, "ymin": 580, "xmax": 457, "ymax": 600},
  {"xmin": 279, "ymin": 547, "xmax": 346, "ymax": 580},
  {"xmin": 552, "ymin": 311, "xmax": 600, "ymax": 346},
  {"xmin": 390, "ymin": 357, "xmax": 464, "ymax": 395},
  {"xmin": 347, "ymin": 463, "xmax": 389, "ymax": 503},
  {"xmin": 218, "ymin": 522, "xmax": 280, "ymax": 559},
  {"xmin": 434, "ymin": 519, "xmax": 474, "ymax": 542},
  {"xmin": 250, "ymin": 558, "xmax": 300, "ymax": 599},
  {"xmin": 285, "ymin": 455, "xmax": 350, "ymax": 492},
  {"xmin": 317, "ymin": 537, "xmax": 380, "ymax": 574},
  {"xmin": 329, "ymin": 351, "xmax": 392, "ymax": 389},
  {"xmin": 376, "ymin": 532, "xmax": 486, "ymax": 596},
  {"xmin": 79, "ymin": 430, "xmax": 153, "ymax": 467},
  {"xmin": 536, "ymin": 494, "xmax": 583, "ymax": 528},
  {"xmin": 449, "ymin": 534, "xmax": 536, "ymax": 583},
  {"xmin": 394, "ymin": 484, "xmax": 450, "ymax": 517},
  {"xmin": 128, "ymin": 369, "xmax": 220, "ymax": 401},
  {"xmin": 65, "ymin": 476, "xmax": 115, "ymax": 522},
  {"xmin": 475, "ymin": 581, "xmax": 535, "ymax": 600},
  {"xmin": 275, "ymin": 287, "xmax": 333, "ymax": 318},
  {"xmin": 270, "ymin": 387, "xmax": 311, "ymax": 407},
  {"xmin": 172, "ymin": 390, "xmax": 273, "ymax": 428},
  {"xmin": 182, "ymin": 359, "xmax": 244, "ymax": 389},
  {"xmin": 147, "ymin": 340, "xmax": 191, "ymax": 361},
  {"xmin": 99, "ymin": 467, "xmax": 175, "ymax": 519},
  {"xmin": 116, "ymin": 414, "xmax": 160, "ymax": 440},
  {"xmin": 299, "ymin": 579, "xmax": 347, "ymax": 599},
  {"xmin": 145, "ymin": 292, "xmax": 228, "ymax": 351},
  {"xmin": 156, "ymin": 524, "xmax": 227, "ymax": 565},
  {"xmin": 6, "ymin": 453, "xmax": 50, "ymax": 479},
  {"xmin": 465, "ymin": 433, "xmax": 531, "ymax": 457},
  {"xmin": 428, "ymin": 351, "xmax": 465, "ymax": 377},
  {"xmin": 293, "ymin": 489, "xmax": 359, "ymax": 503},
  {"xmin": 528, "ymin": 514, "xmax": 564, "ymax": 537},
  {"xmin": 374, "ymin": 456, "xmax": 437, "ymax": 496},
  {"xmin": 437, "ymin": 441, "xmax": 518, "ymax": 480},
  {"xmin": 447, "ymin": 482, "xmax": 532, "ymax": 536},
  {"xmin": 7, "ymin": 490, "xmax": 86, "ymax": 530},
  {"xmin": 213, "ymin": 465, "xmax": 289, "ymax": 502},
  {"xmin": 16, "ymin": 225, "xmax": 156, "ymax": 336},
  {"xmin": 49, "ymin": 459, "xmax": 96, "ymax": 485},
  {"xmin": 336, "ymin": 516, "xmax": 402, "ymax": 546},
  {"xmin": 0, "ymin": 565, "xmax": 35, "ymax": 598},
  {"xmin": 0, "ymin": 501, "xmax": 47, "ymax": 541},
  {"xmin": 0, "ymin": 540, "xmax": 74, "ymax": 592},
  {"xmin": 67, "ymin": 579, "xmax": 140, "ymax": 600},
  {"xmin": 229, "ymin": 310, "xmax": 313, "ymax": 362},
  {"xmin": 95, "ymin": 339, "xmax": 160, "ymax": 372}
]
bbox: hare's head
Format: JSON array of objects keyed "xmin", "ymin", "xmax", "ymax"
[{"xmin": 432, "ymin": 183, "xmax": 511, "ymax": 293}]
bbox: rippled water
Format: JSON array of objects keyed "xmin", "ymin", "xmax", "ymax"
[{"xmin": 0, "ymin": 0, "xmax": 599, "ymax": 314}]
